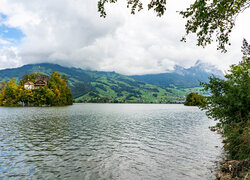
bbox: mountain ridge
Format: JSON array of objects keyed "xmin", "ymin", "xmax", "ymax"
[
  {"xmin": 0, "ymin": 61, "xmax": 223, "ymax": 102},
  {"xmin": 131, "ymin": 60, "xmax": 224, "ymax": 88}
]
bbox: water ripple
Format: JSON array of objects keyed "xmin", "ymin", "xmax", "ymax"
[{"xmin": 0, "ymin": 104, "xmax": 223, "ymax": 179}]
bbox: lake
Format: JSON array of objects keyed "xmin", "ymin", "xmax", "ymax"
[{"xmin": 0, "ymin": 104, "xmax": 223, "ymax": 179}]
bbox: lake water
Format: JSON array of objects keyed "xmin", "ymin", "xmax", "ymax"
[{"xmin": 0, "ymin": 104, "xmax": 223, "ymax": 180}]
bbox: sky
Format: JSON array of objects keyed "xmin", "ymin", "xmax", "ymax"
[{"xmin": 0, "ymin": 0, "xmax": 249, "ymax": 75}]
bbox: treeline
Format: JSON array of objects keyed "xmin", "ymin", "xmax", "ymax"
[
  {"xmin": 183, "ymin": 40, "xmax": 250, "ymax": 178},
  {"xmin": 201, "ymin": 40, "xmax": 250, "ymax": 161},
  {"xmin": 184, "ymin": 92, "xmax": 206, "ymax": 106},
  {"xmin": 0, "ymin": 72, "xmax": 73, "ymax": 106}
]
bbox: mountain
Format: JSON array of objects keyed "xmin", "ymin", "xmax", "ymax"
[
  {"xmin": 0, "ymin": 63, "xmax": 91, "ymax": 97},
  {"xmin": 130, "ymin": 60, "xmax": 224, "ymax": 88},
  {"xmin": 0, "ymin": 61, "xmax": 223, "ymax": 103},
  {"xmin": 0, "ymin": 63, "xmax": 185, "ymax": 103}
]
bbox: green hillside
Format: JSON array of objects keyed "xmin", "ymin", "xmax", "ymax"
[{"xmin": 0, "ymin": 63, "xmax": 205, "ymax": 103}]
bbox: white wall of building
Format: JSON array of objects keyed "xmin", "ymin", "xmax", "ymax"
[{"xmin": 24, "ymin": 84, "xmax": 34, "ymax": 89}]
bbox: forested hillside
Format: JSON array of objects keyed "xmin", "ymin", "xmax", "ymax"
[{"xmin": 0, "ymin": 62, "xmax": 218, "ymax": 103}]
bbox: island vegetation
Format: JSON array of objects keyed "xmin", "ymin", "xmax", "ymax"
[
  {"xmin": 184, "ymin": 92, "xmax": 206, "ymax": 106},
  {"xmin": 0, "ymin": 72, "xmax": 73, "ymax": 106}
]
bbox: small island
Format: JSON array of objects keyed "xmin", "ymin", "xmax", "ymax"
[
  {"xmin": 184, "ymin": 92, "xmax": 206, "ymax": 106},
  {"xmin": 0, "ymin": 72, "xmax": 73, "ymax": 106}
]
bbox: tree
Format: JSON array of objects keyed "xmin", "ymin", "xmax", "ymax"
[
  {"xmin": 0, "ymin": 72, "xmax": 73, "ymax": 106},
  {"xmin": 0, "ymin": 78, "xmax": 20, "ymax": 106},
  {"xmin": 98, "ymin": 0, "xmax": 250, "ymax": 52},
  {"xmin": 201, "ymin": 39, "xmax": 250, "ymax": 159},
  {"xmin": 19, "ymin": 73, "xmax": 37, "ymax": 86},
  {"xmin": 184, "ymin": 92, "xmax": 207, "ymax": 106},
  {"xmin": 48, "ymin": 72, "xmax": 73, "ymax": 105},
  {"xmin": 180, "ymin": 0, "xmax": 250, "ymax": 52}
]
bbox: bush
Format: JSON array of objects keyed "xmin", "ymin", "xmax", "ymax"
[{"xmin": 201, "ymin": 39, "xmax": 250, "ymax": 160}]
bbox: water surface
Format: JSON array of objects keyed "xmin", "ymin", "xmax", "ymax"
[{"xmin": 0, "ymin": 104, "xmax": 223, "ymax": 179}]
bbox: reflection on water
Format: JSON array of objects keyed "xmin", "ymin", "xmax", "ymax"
[{"xmin": 0, "ymin": 104, "xmax": 223, "ymax": 179}]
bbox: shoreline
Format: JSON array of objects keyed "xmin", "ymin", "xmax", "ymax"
[
  {"xmin": 0, "ymin": 102, "xmax": 186, "ymax": 107},
  {"xmin": 216, "ymin": 159, "xmax": 249, "ymax": 179},
  {"xmin": 212, "ymin": 129, "xmax": 250, "ymax": 180}
]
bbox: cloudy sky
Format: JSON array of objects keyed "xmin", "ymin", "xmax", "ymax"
[{"xmin": 0, "ymin": 0, "xmax": 249, "ymax": 75}]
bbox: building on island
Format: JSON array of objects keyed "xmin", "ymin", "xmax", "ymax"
[
  {"xmin": 34, "ymin": 79, "xmax": 46, "ymax": 88},
  {"xmin": 24, "ymin": 74, "xmax": 49, "ymax": 90},
  {"xmin": 34, "ymin": 74, "xmax": 49, "ymax": 89},
  {"xmin": 24, "ymin": 80, "xmax": 35, "ymax": 89}
]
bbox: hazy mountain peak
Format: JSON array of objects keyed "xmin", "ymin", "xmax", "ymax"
[
  {"xmin": 195, "ymin": 60, "xmax": 202, "ymax": 66},
  {"xmin": 168, "ymin": 60, "xmax": 224, "ymax": 78},
  {"xmin": 173, "ymin": 65, "xmax": 185, "ymax": 76},
  {"xmin": 191, "ymin": 60, "xmax": 224, "ymax": 77}
]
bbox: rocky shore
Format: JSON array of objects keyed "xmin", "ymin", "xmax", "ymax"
[{"xmin": 216, "ymin": 159, "xmax": 250, "ymax": 180}]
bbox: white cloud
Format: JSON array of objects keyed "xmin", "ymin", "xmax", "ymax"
[
  {"xmin": 0, "ymin": 0, "xmax": 249, "ymax": 74},
  {"xmin": 0, "ymin": 38, "xmax": 10, "ymax": 45},
  {"xmin": 0, "ymin": 46, "xmax": 22, "ymax": 69}
]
